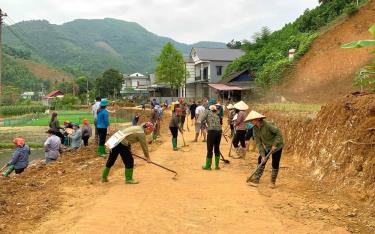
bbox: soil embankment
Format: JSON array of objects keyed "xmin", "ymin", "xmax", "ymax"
[{"xmin": 272, "ymin": 0, "xmax": 375, "ymax": 103}]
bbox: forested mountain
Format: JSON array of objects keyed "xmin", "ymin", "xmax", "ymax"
[{"xmin": 3, "ymin": 18, "xmax": 226, "ymax": 78}]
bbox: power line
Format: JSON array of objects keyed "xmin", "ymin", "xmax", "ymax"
[
  {"xmin": 6, "ymin": 16, "xmax": 28, "ymax": 37},
  {"xmin": 0, "ymin": 8, "xmax": 8, "ymax": 105},
  {"xmin": 3, "ymin": 23, "xmax": 38, "ymax": 54}
]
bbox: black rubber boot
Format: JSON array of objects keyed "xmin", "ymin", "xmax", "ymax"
[{"xmin": 269, "ymin": 169, "xmax": 279, "ymax": 189}]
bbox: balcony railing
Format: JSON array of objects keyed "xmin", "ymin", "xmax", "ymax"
[{"xmin": 195, "ymin": 76, "xmax": 208, "ymax": 82}]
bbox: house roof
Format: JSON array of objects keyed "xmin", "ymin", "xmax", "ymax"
[
  {"xmin": 184, "ymin": 56, "xmax": 194, "ymax": 63},
  {"xmin": 192, "ymin": 48, "xmax": 245, "ymax": 61},
  {"xmin": 45, "ymin": 90, "xmax": 63, "ymax": 98},
  {"xmin": 208, "ymin": 83, "xmax": 251, "ymax": 91},
  {"xmin": 129, "ymin": 72, "xmax": 145, "ymax": 77},
  {"xmin": 219, "ymin": 69, "xmax": 249, "ymax": 84}
]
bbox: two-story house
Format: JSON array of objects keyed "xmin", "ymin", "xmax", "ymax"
[
  {"xmin": 181, "ymin": 47, "xmax": 245, "ymax": 98},
  {"xmin": 120, "ymin": 72, "xmax": 150, "ymax": 97}
]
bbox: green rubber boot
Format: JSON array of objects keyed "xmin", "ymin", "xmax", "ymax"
[
  {"xmin": 97, "ymin": 146, "xmax": 101, "ymax": 156},
  {"xmin": 172, "ymin": 138, "xmax": 178, "ymax": 151},
  {"xmin": 202, "ymin": 157, "xmax": 212, "ymax": 170},
  {"xmin": 98, "ymin": 146, "xmax": 106, "ymax": 157},
  {"xmin": 125, "ymin": 168, "xmax": 139, "ymax": 184},
  {"xmin": 2, "ymin": 165, "xmax": 14, "ymax": 177},
  {"xmin": 101, "ymin": 167, "xmax": 110, "ymax": 182},
  {"xmin": 215, "ymin": 155, "xmax": 220, "ymax": 170}
]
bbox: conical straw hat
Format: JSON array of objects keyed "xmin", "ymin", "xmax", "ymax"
[
  {"xmin": 227, "ymin": 104, "xmax": 234, "ymax": 110},
  {"xmin": 234, "ymin": 101, "xmax": 248, "ymax": 111},
  {"xmin": 245, "ymin": 110, "xmax": 266, "ymax": 122}
]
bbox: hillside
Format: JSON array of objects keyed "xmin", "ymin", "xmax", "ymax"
[
  {"xmin": 3, "ymin": 18, "xmax": 226, "ymax": 77},
  {"xmin": 273, "ymin": 0, "xmax": 375, "ymax": 103},
  {"xmin": 18, "ymin": 59, "xmax": 73, "ymax": 83}
]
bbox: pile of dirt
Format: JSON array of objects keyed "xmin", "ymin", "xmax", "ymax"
[
  {"xmin": 264, "ymin": 93, "xmax": 375, "ymax": 202},
  {"xmin": 270, "ymin": 0, "xmax": 375, "ymax": 103}
]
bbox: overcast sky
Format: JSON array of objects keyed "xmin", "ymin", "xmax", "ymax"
[{"xmin": 2, "ymin": 0, "xmax": 319, "ymax": 44}]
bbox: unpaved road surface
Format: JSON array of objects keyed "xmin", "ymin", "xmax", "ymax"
[{"xmin": 34, "ymin": 126, "xmax": 349, "ymax": 233}]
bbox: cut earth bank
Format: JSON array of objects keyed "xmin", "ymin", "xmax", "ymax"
[{"xmin": 0, "ymin": 96, "xmax": 374, "ymax": 233}]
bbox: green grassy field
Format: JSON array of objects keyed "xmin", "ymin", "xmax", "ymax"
[{"xmin": 2, "ymin": 110, "xmax": 131, "ymax": 127}]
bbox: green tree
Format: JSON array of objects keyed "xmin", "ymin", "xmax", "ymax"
[
  {"xmin": 155, "ymin": 42, "xmax": 187, "ymax": 96},
  {"xmin": 226, "ymin": 39, "xmax": 242, "ymax": 49},
  {"xmin": 95, "ymin": 69, "xmax": 123, "ymax": 98},
  {"xmin": 2, "ymin": 86, "xmax": 21, "ymax": 105}
]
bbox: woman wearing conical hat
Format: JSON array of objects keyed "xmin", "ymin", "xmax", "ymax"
[
  {"xmin": 232, "ymin": 101, "xmax": 249, "ymax": 158},
  {"xmin": 245, "ymin": 110, "xmax": 284, "ymax": 189}
]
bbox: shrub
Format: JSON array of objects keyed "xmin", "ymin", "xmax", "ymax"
[{"xmin": 0, "ymin": 105, "xmax": 47, "ymax": 116}]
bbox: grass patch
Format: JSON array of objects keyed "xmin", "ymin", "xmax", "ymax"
[
  {"xmin": 0, "ymin": 142, "xmax": 44, "ymax": 149},
  {"xmin": 254, "ymin": 103, "xmax": 322, "ymax": 112},
  {"xmin": 2, "ymin": 110, "xmax": 130, "ymax": 127}
]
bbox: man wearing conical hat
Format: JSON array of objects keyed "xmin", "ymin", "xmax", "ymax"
[
  {"xmin": 245, "ymin": 111, "xmax": 284, "ymax": 189},
  {"xmin": 232, "ymin": 101, "xmax": 249, "ymax": 158}
]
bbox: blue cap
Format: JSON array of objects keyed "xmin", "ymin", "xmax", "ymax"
[{"xmin": 100, "ymin": 99, "xmax": 108, "ymax": 107}]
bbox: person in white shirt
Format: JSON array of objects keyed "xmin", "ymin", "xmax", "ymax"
[
  {"xmin": 194, "ymin": 100, "xmax": 207, "ymax": 142},
  {"xmin": 91, "ymin": 96, "xmax": 101, "ymax": 140}
]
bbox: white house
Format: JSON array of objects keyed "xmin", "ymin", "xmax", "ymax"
[
  {"xmin": 180, "ymin": 47, "xmax": 245, "ymax": 98},
  {"xmin": 120, "ymin": 72, "xmax": 150, "ymax": 97}
]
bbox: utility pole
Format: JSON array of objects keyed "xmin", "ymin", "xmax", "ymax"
[
  {"xmin": 86, "ymin": 78, "xmax": 89, "ymax": 107},
  {"xmin": 0, "ymin": 9, "xmax": 8, "ymax": 105}
]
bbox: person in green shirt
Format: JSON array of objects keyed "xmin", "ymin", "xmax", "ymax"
[
  {"xmin": 101, "ymin": 122, "xmax": 154, "ymax": 184},
  {"xmin": 245, "ymin": 111, "xmax": 284, "ymax": 189}
]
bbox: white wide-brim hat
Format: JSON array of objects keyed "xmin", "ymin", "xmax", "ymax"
[
  {"xmin": 245, "ymin": 110, "xmax": 266, "ymax": 121},
  {"xmin": 227, "ymin": 104, "xmax": 234, "ymax": 110},
  {"xmin": 234, "ymin": 101, "xmax": 249, "ymax": 111}
]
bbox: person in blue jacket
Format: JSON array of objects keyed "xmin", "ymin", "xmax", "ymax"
[
  {"xmin": 2, "ymin": 138, "xmax": 30, "ymax": 177},
  {"xmin": 96, "ymin": 99, "xmax": 110, "ymax": 156}
]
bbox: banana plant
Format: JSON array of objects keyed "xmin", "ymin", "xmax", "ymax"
[
  {"xmin": 342, "ymin": 23, "xmax": 375, "ymax": 92},
  {"xmin": 342, "ymin": 24, "xmax": 375, "ymax": 48}
]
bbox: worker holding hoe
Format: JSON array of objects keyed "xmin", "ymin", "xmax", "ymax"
[
  {"xmin": 1, "ymin": 138, "xmax": 30, "ymax": 177},
  {"xmin": 246, "ymin": 111, "xmax": 284, "ymax": 189},
  {"xmin": 101, "ymin": 122, "xmax": 154, "ymax": 184},
  {"xmin": 198, "ymin": 104, "xmax": 222, "ymax": 170}
]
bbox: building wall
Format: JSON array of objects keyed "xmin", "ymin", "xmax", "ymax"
[
  {"xmin": 186, "ymin": 62, "xmax": 195, "ymax": 83},
  {"xmin": 208, "ymin": 61, "xmax": 231, "ymax": 83}
]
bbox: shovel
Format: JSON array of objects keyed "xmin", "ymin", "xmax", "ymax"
[
  {"xmin": 180, "ymin": 130, "xmax": 189, "ymax": 147},
  {"xmin": 246, "ymin": 150, "xmax": 273, "ymax": 183},
  {"xmin": 133, "ymin": 154, "xmax": 178, "ymax": 180},
  {"xmin": 220, "ymin": 152, "xmax": 230, "ymax": 164}
]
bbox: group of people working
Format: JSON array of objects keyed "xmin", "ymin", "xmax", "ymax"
[
  {"xmin": 167, "ymin": 97, "xmax": 284, "ymax": 188},
  {"xmin": 2, "ymin": 96, "xmax": 284, "ymax": 189}
]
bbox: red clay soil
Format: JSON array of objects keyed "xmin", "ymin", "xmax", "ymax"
[
  {"xmin": 272, "ymin": 0, "xmax": 375, "ymax": 103},
  {"xmin": 264, "ymin": 93, "xmax": 375, "ymax": 203},
  {"xmin": 0, "ymin": 105, "xmax": 374, "ymax": 233}
]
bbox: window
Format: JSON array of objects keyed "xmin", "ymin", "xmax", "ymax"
[{"xmin": 216, "ymin": 66, "xmax": 223, "ymax": 76}]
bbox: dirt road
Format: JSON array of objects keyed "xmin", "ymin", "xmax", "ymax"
[{"xmin": 34, "ymin": 126, "xmax": 349, "ymax": 233}]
